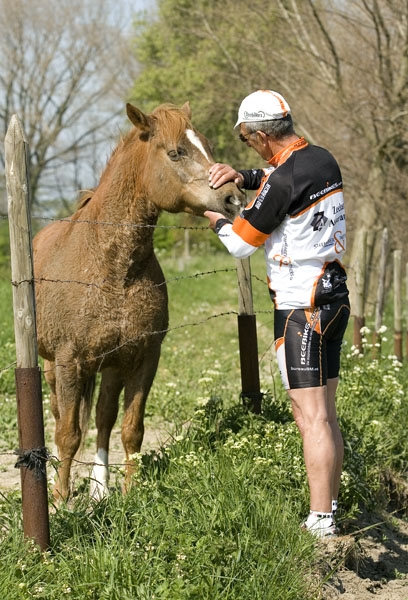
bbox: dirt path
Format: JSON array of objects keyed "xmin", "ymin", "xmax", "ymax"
[
  {"xmin": 0, "ymin": 416, "xmax": 174, "ymax": 493},
  {"xmin": 321, "ymin": 512, "xmax": 408, "ymax": 599}
]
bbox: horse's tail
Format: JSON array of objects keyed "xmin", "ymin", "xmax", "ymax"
[{"xmin": 78, "ymin": 375, "xmax": 96, "ymax": 454}]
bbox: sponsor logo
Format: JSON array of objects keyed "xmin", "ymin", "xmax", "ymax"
[
  {"xmin": 244, "ymin": 110, "xmax": 265, "ymax": 119},
  {"xmin": 310, "ymin": 181, "xmax": 342, "ymax": 201},
  {"xmin": 330, "ymin": 213, "xmax": 346, "ymax": 226},
  {"xmin": 334, "ymin": 230, "xmax": 346, "ymax": 253},
  {"xmin": 314, "ymin": 239, "xmax": 334, "ymax": 249},
  {"xmin": 255, "ymin": 182, "xmax": 270, "ymax": 209},
  {"xmin": 321, "ymin": 275, "xmax": 332, "ymax": 291},
  {"xmin": 300, "ymin": 322, "xmax": 310, "ymax": 365},
  {"xmin": 311, "ymin": 211, "xmax": 328, "ymax": 231},
  {"xmin": 274, "ymin": 234, "xmax": 294, "ymax": 279}
]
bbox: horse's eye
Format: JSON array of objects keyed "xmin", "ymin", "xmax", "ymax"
[{"xmin": 168, "ymin": 148, "xmax": 186, "ymax": 161}]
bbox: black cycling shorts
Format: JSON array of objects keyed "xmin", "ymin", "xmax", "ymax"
[{"xmin": 274, "ymin": 299, "xmax": 350, "ymax": 390}]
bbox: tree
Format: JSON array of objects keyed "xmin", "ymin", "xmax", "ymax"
[
  {"xmin": 131, "ymin": 0, "xmax": 408, "ymax": 308},
  {"xmin": 264, "ymin": 0, "xmax": 408, "ymax": 304},
  {"xmin": 130, "ymin": 0, "xmax": 278, "ymax": 168},
  {"xmin": 0, "ymin": 0, "xmax": 141, "ymax": 213}
]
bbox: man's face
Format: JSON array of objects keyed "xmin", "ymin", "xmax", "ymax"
[{"xmin": 239, "ymin": 125, "xmax": 273, "ymax": 162}]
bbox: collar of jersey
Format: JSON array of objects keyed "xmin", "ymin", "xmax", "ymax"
[{"xmin": 268, "ymin": 137, "xmax": 308, "ymax": 168}]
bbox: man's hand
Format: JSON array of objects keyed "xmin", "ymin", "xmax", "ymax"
[
  {"xmin": 209, "ymin": 163, "xmax": 244, "ymax": 189},
  {"xmin": 204, "ymin": 210, "xmax": 228, "ymax": 231}
]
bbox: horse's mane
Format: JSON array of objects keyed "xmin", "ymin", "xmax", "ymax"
[{"xmin": 150, "ymin": 103, "xmax": 192, "ymax": 140}]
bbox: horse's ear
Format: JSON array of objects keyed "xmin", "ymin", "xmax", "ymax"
[
  {"xmin": 126, "ymin": 103, "xmax": 152, "ymax": 133},
  {"xmin": 180, "ymin": 102, "xmax": 192, "ymax": 120}
]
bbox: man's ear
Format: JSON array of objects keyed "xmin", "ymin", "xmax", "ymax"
[{"xmin": 257, "ymin": 131, "xmax": 269, "ymax": 144}]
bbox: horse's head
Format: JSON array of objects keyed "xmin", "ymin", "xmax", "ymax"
[{"xmin": 125, "ymin": 102, "xmax": 246, "ymax": 219}]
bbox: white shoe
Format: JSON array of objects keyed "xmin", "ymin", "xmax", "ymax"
[{"xmin": 302, "ymin": 511, "xmax": 338, "ymax": 538}]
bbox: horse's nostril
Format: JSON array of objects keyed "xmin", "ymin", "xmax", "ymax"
[{"xmin": 225, "ymin": 195, "xmax": 242, "ymax": 207}]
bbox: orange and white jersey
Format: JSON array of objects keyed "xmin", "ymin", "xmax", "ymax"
[{"xmin": 215, "ymin": 139, "xmax": 348, "ymax": 309}]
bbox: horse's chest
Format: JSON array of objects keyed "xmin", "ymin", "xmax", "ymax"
[{"xmin": 89, "ymin": 279, "xmax": 168, "ymax": 333}]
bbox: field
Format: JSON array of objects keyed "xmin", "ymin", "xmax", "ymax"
[{"xmin": 0, "ymin": 243, "xmax": 407, "ymax": 599}]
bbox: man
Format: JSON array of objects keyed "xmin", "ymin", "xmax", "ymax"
[{"xmin": 204, "ymin": 90, "xmax": 350, "ymax": 538}]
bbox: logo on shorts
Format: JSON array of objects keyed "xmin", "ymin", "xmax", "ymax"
[
  {"xmin": 321, "ymin": 274, "xmax": 332, "ymax": 291},
  {"xmin": 300, "ymin": 323, "xmax": 310, "ymax": 365}
]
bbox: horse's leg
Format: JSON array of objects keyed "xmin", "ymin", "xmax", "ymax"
[
  {"xmin": 121, "ymin": 344, "xmax": 162, "ymax": 491},
  {"xmin": 51, "ymin": 359, "xmax": 84, "ymax": 501},
  {"xmin": 90, "ymin": 368, "xmax": 123, "ymax": 500},
  {"xmin": 44, "ymin": 360, "xmax": 59, "ymax": 486}
]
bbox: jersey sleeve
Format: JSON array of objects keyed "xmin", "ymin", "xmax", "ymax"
[
  {"xmin": 215, "ymin": 221, "xmax": 259, "ymax": 258},
  {"xmin": 215, "ymin": 167, "xmax": 293, "ymax": 258},
  {"xmin": 238, "ymin": 169, "xmax": 264, "ymax": 190}
]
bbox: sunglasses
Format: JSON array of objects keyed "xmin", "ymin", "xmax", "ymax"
[{"xmin": 239, "ymin": 131, "xmax": 252, "ymax": 143}]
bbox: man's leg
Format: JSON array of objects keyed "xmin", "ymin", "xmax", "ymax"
[
  {"xmin": 289, "ymin": 385, "xmax": 336, "ymax": 513},
  {"xmin": 326, "ymin": 377, "xmax": 343, "ymax": 503}
]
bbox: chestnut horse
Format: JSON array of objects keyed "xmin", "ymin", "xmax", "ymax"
[{"xmin": 33, "ymin": 102, "xmax": 245, "ymax": 500}]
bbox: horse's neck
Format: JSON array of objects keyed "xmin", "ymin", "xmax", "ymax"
[{"xmin": 84, "ymin": 186, "xmax": 160, "ymax": 277}]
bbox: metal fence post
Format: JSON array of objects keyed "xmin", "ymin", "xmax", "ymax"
[
  {"xmin": 236, "ymin": 258, "xmax": 262, "ymax": 414},
  {"xmin": 5, "ymin": 114, "xmax": 50, "ymax": 551}
]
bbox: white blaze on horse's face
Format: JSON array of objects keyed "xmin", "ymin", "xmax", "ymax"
[{"xmin": 185, "ymin": 128, "xmax": 211, "ymax": 163}]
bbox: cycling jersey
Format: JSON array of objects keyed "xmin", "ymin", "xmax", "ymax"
[{"xmin": 215, "ymin": 138, "xmax": 349, "ymax": 309}]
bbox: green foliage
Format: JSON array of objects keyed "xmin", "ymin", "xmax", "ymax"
[
  {"xmin": 129, "ymin": 0, "xmax": 271, "ymax": 167},
  {"xmin": 0, "ymin": 220, "xmax": 11, "ymax": 279},
  {"xmin": 154, "ymin": 212, "xmax": 225, "ymax": 253},
  {"xmin": 0, "ymin": 399, "xmax": 318, "ymax": 600},
  {"xmin": 0, "ymin": 251, "xmax": 407, "ymax": 597},
  {"xmin": 337, "ymin": 333, "xmax": 408, "ymax": 510},
  {"xmin": 0, "ymin": 281, "xmax": 17, "ymax": 450}
]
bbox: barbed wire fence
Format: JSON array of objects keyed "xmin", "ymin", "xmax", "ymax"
[
  {"xmin": 2, "ymin": 115, "xmax": 407, "ymax": 550},
  {"xmin": 2, "ymin": 114, "xmax": 277, "ymax": 550},
  {"xmin": 0, "ymin": 215, "xmax": 278, "ymax": 456}
]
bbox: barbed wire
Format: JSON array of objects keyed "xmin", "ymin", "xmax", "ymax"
[
  {"xmin": 0, "ymin": 306, "xmax": 274, "ymax": 377},
  {"xmin": 1, "ymin": 209, "xmax": 395, "ymax": 379},
  {"xmin": 0, "ymin": 210, "xmax": 387, "ymax": 276},
  {"xmin": 0, "ymin": 450, "xmax": 162, "ymax": 473},
  {"xmin": 1, "ymin": 238, "xmax": 273, "ymax": 376},
  {"xmin": 0, "ymin": 450, "xmax": 162, "ymax": 468},
  {"xmin": 31, "ymin": 214, "xmax": 212, "ymax": 230},
  {"xmin": 10, "ymin": 267, "xmax": 239, "ymax": 290}
]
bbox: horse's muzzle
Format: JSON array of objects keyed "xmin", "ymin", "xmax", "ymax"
[{"xmin": 223, "ymin": 189, "xmax": 246, "ymax": 218}]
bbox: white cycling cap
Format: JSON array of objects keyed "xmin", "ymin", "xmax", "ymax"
[{"xmin": 235, "ymin": 90, "xmax": 291, "ymax": 128}]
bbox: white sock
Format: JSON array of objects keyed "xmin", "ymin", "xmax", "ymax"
[{"xmin": 306, "ymin": 511, "xmax": 333, "ymax": 526}]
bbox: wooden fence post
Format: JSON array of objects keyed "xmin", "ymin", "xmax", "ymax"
[
  {"xmin": 353, "ymin": 228, "xmax": 367, "ymax": 350},
  {"xmin": 393, "ymin": 249, "xmax": 403, "ymax": 361},
  {"xmin": 5, "ymin": 114, "xmax": 50, "ymax": 551},
  {"xmin": 373, "ymin": 228, "xmax": 388, "ymax": 356},
  {"xmin": 236, "ymin": 258, "xmax": 262, "ymax": 414},
  {"xmin": 406, "ymin": 263, "xmax": 408, "ymax": 361}
]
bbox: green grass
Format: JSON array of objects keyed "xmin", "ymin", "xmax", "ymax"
[{"xmin": 0, "ymin": 244, "xmax": 407, "ymax": 599}]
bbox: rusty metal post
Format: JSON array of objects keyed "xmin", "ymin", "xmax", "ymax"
[
  {"xmin": 5, "ymin": 114, "xmax": 50, "ymax": 550},
  {"xmin": 236, "ymin": 258, "xmax": 262, "ymax": 414},
  {"xmin": 15, "ymin": 368, "xmax": 50, "ymax": 549}
]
